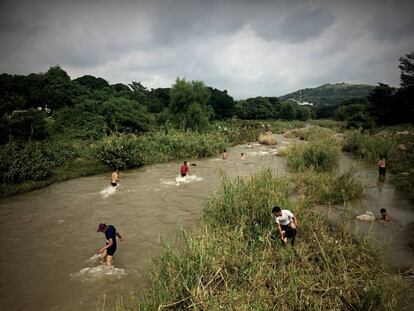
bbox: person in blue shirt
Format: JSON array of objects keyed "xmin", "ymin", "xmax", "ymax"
[{"xmin": 97, "ymin": 223, "xmax": 124, "ymax": 266}]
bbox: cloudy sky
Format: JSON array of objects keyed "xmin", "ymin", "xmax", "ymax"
[{"xmin": 0, "ymin": 0, "xmax": 413, "ymax": 98}]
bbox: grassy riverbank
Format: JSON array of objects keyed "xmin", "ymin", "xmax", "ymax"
[
  {"xmin": 342, "ymin": 125, "xmax": 414, "ymax": 202},
  {"xmin": 0, "ymin": 120, "xmax": 304, "ymax": 198},
  {"xmin": 117, "ymin": 170, "xmax": 405, "ymax": 310}
]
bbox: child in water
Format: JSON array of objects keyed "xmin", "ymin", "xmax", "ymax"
[
  {"xmin": 379, "ymin": 208, "xmax": 391, "ymax": 222},
  {"xmin": 222, "ymin": 149, "xmax": 228, "ymax": 160},
  {"xmin": 180, "ymin": 161, "xmax": 189, "ymax": 177},
  {"xmin": 240, "ymin": 152, "xmax": 245, "ymax": 160}
]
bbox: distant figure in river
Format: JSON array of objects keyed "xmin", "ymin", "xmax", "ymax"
[
  {"xmin": 111, "ymin": 170, "xmax": 119, "ymax": 187},
  {"xmin": 272, "ymin": 206, "xmax": 297, "ymax": 246},
  {"xmin": 240, "ymin": 152, "xmax": 245, "ymax": 160},
  {"xmin": 378, "ymin": 157, "xmax": 386, "ymax": 180},
  {"xmin": 180, "ymin": 161, "xmax": 189, "ymax": 177},
  {"xmin": 379, "ymin": 208, "xmax": 391, "ymax": 222},
  {"xmin": 97, "ymin": 223, "xmax": 124, "ymax": 266},
  {"xmin": 222, "ymin": 149, "xmax": 228, "ymax": 160}
]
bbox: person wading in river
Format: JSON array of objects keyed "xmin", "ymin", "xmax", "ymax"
[
  {"xmin": 378, "ymin": 157, "xmax": 386, "ymax": 180},
  {"xmin": 97, "ymin": 223, "xmax": 124, "ymax": 266},
  {"xmin": 111, "ymin": 170, "xmax": 119, "ymax": 187},
  {"xmin": 272, "ymin": 206, "xmax": 297, "ymax": 246},
  {"xmin": 222, "ymin": 149, "xmax": 228, "ymax": 160},
  {"xmin": 180, "ymin": 161, "xmax": 189, "ymax": 177}
]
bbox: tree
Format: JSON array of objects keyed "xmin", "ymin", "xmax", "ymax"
[
  {"xmin": 296, "ymin": 105, "xmax": 313, "ymax": 121},
  {"xmin": 207, "ymin": 88, "xmax": 235, "ymax": 119},
  {"xmin": 235, "ymin": 97, "xmax": 274, "ymax": 119},
  {"xmin": 399, "ymin": 51, "xmax": 414, "ymax": 89},
  {"xmin": 169, "ymin": 78, "xmax": 212, "ymax": 131},
  {"xmin": 367, "ymin": 83, "xmax": 397, "ymax": 125},
  {"xmin": 0, "ymin": 109, "xmax": 48, "ymax": 144},
  {"xmin": 73, "ymin": 75, "xmax": 109, "ymax": 91},
  {"xmin": 279, "ymin": 101, "xmax": 297, "ymax": 120}
]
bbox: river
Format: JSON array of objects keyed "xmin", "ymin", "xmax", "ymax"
[{"xmin": 0, "ymin": 134, "xmax": 413, "ymax": 310}]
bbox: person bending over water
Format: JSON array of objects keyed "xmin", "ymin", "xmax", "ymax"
[
  {"xmin": 97, "ymin": 223, "xmax": 124, "ymax": 266},
  {"xmin": 272, "ymin": 206, "xmax": 297, "ymax": 246},
  {"xmin": 111, "ymin": 170, "xmax": 119, "ymax": 187},
  {"xmin": 180, "ymin": 161, "xmax": 189, "ymax": 177}
]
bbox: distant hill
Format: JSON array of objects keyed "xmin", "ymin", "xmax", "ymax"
[{"xmin": 279, "ymin": 83, "xmax": 375, "ymax": 106}]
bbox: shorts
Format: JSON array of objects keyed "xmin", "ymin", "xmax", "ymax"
[
  {"xmin": 181, "ymin": 173, "xmax": 187, "ymax": 177},
  {"xmin": 107, "ymin": 246, "xmax": 117, "ymax": 256},
  {"xmin": 111, "ymin": 182, "xmax": 117, "ymax": 187},
  {"xmin": 281, "ymin": 224, "xmax": 297, "ymax": 238},
  {"xmin": 379, "ymin": 167, "xmax": 386, "ymax": 177}
]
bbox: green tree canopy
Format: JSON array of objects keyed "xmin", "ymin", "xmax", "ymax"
[
  {"xmin": 168, "ymin": 78, "xmax": 212, "ymax": 131},
  {"xmin": 279, "ymin": 101, "xmax": 297, "ymax": 120}
]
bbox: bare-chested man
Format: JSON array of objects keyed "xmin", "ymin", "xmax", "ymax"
[{"xmin": 111, "ymin": 170, "xmax": 119, "ymax": 187}]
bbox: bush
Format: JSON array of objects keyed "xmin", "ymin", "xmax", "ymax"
[
  {"xmin": 288, "ymin": 141, "xmax": 340, "ymax": 172},
  {"xmin": 259, "ymin": 134, "xmax": 277, "ymax": 145},
  {"xmin": 93, "ymin": 134, "xmax": 144, "ymax": 169},
  {"xmin": 342, "ymin": 130, "xmax": 396, "ymax": 162},
  {"xmin": 0, "ymin": 141, "xmax": 51, "ymax": 182},
  {"xmin": 290, "ymin": 126, "xmax": 336, "ymax": 141},
  {"xmin": 294, "ymin": 169, "xmax": 365, "ymax": 204}
]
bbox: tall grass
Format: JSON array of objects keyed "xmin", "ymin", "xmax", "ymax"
[
  {"xmin": 93, "ymin": 131, "xmax": 229, "ymax": 169},
  {"xmin": 258, "ymin": 133, "xmax": 277, "ymax": 145},
  {"xmin": 290, "ymin": 126, "xmax": 337, "ymax": 142},
  {"xmin": 294, "ymin": 168, "xmax": 365, "ymax": 205},
  {"xmin": 122, "ymin": 170, "xmax": 404, "ymax": 310},
  {"xmin": 287, "ymin": 141, "xmax": 341, "ymax": 172},
  {"xmin": 308, "ymin": 119, "xmax": 345, "ymax": 130},
  {"xmin": 342, "ymin": 130, "xmax": 397, "ymax": 162}
]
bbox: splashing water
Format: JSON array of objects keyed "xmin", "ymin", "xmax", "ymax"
[
  {"xmin": 100, "ymin": 185, "xmax": 117, "ymax": 198},
  {"xmin": 161, "ymin": 175, "xmax": 203, "ymax": 186},
  {"xmin": 70, "ymin": 265, "xmax": 128, "ymax": 282},
  {"xmin": 85, "ymin": 253, "xmax": 101, "ymax": 265}
]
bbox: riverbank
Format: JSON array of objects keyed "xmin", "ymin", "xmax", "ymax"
[
  {"xmin": 115, "ymin": 129, "xmax": 410, "ymax": 310},
  {"xmin": 121, "ymin": 170, "xmax": 406, "ymax": 310},
  {"xmin": 0, "ymin": 120, "xmax": 304, "ymax": 198}
]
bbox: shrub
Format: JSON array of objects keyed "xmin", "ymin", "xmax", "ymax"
[
  {"xmin": 342, "ymin": 130, "xmax": 397, "ymax": 162},
  {"xmin": 0, "ymin": 141, "xmax": 51, "ymax": 182},
  {"xmin": 93, "ymin": 134, "xmax": 144, "ymax": 169},
  {"xmin": 259, "ymin": 134, "xmax": 277, "ymax": 145},
  {"xmin": 294, "ymin": 169, "xmax": 365, "ymax": 204},
  {"xmin": 290, "ymin": 126, "xmax": 336, "ymax": 141},
  {"xmin": 287, "ymin": 141, "xmax": 340, "ymax": 172}
]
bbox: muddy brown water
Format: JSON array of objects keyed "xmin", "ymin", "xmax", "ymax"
[{"xmin": 0, "ymin": 134, "xmax": 413, "ymax": 310}]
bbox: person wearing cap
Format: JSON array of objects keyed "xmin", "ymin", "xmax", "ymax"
[
  {"xmin": 97, "ymin": 223, "xmax": 124, "ymax": 265},
  {"xmin": 272, "ymin": 206, "xmax": 297, "ymax": 246}
]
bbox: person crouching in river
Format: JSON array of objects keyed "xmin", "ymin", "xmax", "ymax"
[
  {"xmin": 272, "ymin": 206, "xmax": 297, "ymax": 246},
  {"xmin": 97, "ymin": 223, "xmax": 124, "ymax": 266},
  {"xmin": 378, "ymin": 157, "xmax": 386, "ymax": 181},
  {"xmin": 180, "ymin": 161, "xmax": 189, "ymax": 177}
]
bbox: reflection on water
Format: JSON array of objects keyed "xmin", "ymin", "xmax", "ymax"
[{"xmin": 0, "ymin": 134, "xmax": 413, "ymax": 310}]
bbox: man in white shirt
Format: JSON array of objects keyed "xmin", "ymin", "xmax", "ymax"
[{"xmin": 272, "ymin": 206, "xmax": 297, "ymax": 246}]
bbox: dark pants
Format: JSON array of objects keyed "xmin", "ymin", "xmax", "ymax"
[{"xmin": 379, "ymin": 167, "xmax": 386, "ymax": 178}]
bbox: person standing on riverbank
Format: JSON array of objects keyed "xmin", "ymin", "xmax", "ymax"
[
  {"xmin": 378, "ymin": 158, "xmax": 386, "ymax": 180},
  {"xmin": 111, "ymin": 170, "xmax": 119, "ymax": 187},
  {"xmin": 180, "ymin": 161, "xmax": 189, "ymax": 177},
  {"xmin": 272, "ymin": 206, "xmax": 297, "ymax": 246},
  {"xmin": 97, "ymin": 223, "xmax": 124, "ymax": 266}
]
